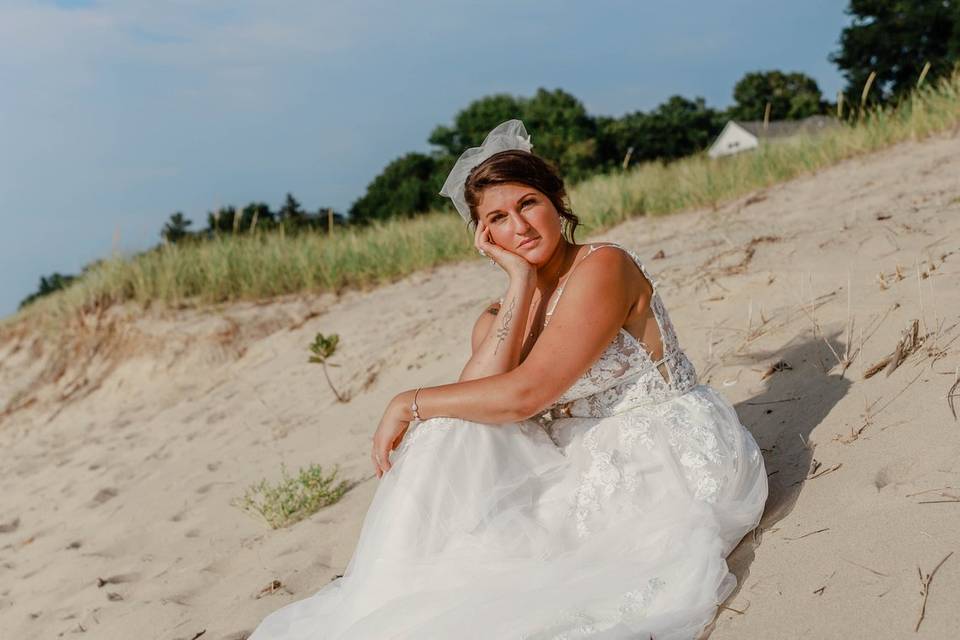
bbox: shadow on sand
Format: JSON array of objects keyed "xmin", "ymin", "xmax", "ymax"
[{"xmin": 704, "ymin": 330, "xmax": 853, "ymax": 636}]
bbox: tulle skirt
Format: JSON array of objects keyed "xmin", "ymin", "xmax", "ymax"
[{"xmin": 248, "ymin": 384, "xmax": 768, "ymax": 639}]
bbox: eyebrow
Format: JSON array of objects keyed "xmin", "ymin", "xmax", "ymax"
[{"xmin": 484, "ymin": 192, "xmax": 537, "ymax": 220}]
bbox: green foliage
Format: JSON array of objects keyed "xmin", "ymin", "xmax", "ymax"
[
  {"xmin": 428, "ymin": 93, "xmax": 527, "ymax": 155},
  {"xmin": 232, "ymin": 462, "xmax": 352, "ymax": 529},
  {"xmin": 308, "ymin": 332, "xmax": 340, "ymax": 363},
  {"xmin": 18, "ymin": 272, "xmax": 77, "ymax": 309},
  {"xmin": 830, "ymin": 0, "xmax": 960, "ymax": 105},
  {"xmin": 521, "ymin": 88, "xmax": 599, "ymax": 182},
  {"xmin": 161, "ymin": 212, "xmax": 193, "ymax": 244},
  {"xmin": 308, "ymin": 332, "xmax": 348, "ymax": 402},
  {"xmin": 728, "ymin": 70, "xmax": 827, "ymax": 120},
  {"xmin": 595, "ymin": 96, "xmax": 725, "ymax": 170},
  {"xmin": 348, "ymin": 152, "xmax": 443, "ymax": 225}
]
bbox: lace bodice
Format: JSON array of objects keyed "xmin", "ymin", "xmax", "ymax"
[{"xmin": 501, "ymin": 243, "xmax": 698, "ymax": 421}]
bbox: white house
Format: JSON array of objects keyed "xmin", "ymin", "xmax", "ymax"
[{"xmin": 707, "ymin": 114, "xmax": 839, "ymax": 159}]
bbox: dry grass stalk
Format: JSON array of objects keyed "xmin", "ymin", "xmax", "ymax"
[
  {"xmin": 793, "ymin": 276, "xmax": 854, "ymax": 374},
  {"xmin": 760, "ymin": 359, "xmax": 792, "ymax": 380},
  {"xmin": 947, "ymin": 366, "xmax": 959, "ymax": 421},
  {"xmin": 916, "ymin": 491, "xmax": 960, "ymax": 504},
  {"xmin": 905, "ymin": 486, "xmax": 958, "ymax": 498},
  {"xmin": 835, "ymin": 395, "xmax": 875, "ymax": 444},
  {"xmin": 863, "ymin": 319, "xmax": 925, "ymax": 378},
  {"xmin": 915, "ymin": 551, "xmax": 953, "ymax": 632},
  {"xmin": 784, "ymin": 527, "xmax": 829, "ymax": 541},
  {"xmin": 807, "ymin": 462, "xmax": 842, "ymax": 480},
  {"xmin": 717, "ymin": 603, "xmax": 746, "ymax": 615}
]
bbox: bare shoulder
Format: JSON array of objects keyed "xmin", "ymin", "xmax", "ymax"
[{"xmin": 571, "ymin": 244, "xmax": 647, "ymax": 298}]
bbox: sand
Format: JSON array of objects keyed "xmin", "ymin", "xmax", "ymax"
[{"xmin": 1, "ymin": 131, "xmax": 959, "ymax": 639}]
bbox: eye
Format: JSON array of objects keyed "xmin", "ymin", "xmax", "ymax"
[{"xmin": 521, "ymin": 198, "xmax": 535, "ymax": 208}]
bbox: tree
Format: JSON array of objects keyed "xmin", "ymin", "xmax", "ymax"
[
  {"xmin": 521, "ymin": 88, "xmax": 599, "ymax": 182},
  {"xmin": 348, "ymin": 152, "xmax": 441, "ymax": 225},
  {"xmin": 206, "ymin": 205, "xmax": 238, "ymax": 235},
  {"xmin": 640, "ymin": 95, "xmax": 725, "ymax": 161},
  {"xmin": 728, "ymin": 70, "xmax": 826, "ymax": 121},
  {"xmin": 278, "ymin": 192, "xmax": 306, "ymax": 225},
  {"xmin": 829, "ymin": 1, "xmax": 960, "ymax": 105},
  {"xmin": 18, "ymin": 272, "xmax": 77, "ymax": 309},
  {"xmin": 240, "ymin": 201, "xmax": 275, "ymax": 232},
  {"xmin": 595, "ymin": 96, "xmax": 724, "ymax": 169},
  {"xmin": 428, "ymin": 94, "xmax": 527, "ymax": 156},
  {"xmin": 161, "ymin": 212, "xmax": 193, "ymax": 244}
]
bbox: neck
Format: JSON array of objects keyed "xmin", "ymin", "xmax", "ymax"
[{"xmin": 536, "ymin": 239, "xmax": 577, "ymax": 292}]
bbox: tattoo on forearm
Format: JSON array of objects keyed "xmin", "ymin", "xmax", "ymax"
[{"xmin": 493, "ymin": 297, "xmax": 515, "ymax": 355}]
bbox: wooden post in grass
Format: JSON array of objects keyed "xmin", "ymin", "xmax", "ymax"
[
  {"xmin": 328, "ymin": 207, "xmax": 334, "ymax": 235},
  {"xmin": 763, "ymin": 102, "xmax": 771, "ymax": 130},
  {"xmin": 859, "ymin": 71, "xmax": 877, "ymax": 120},
  {"xmin": 917, "ymin": 61, "xmax": 931, "ymax": 88},
  {"xmin": 837, "ymin": 91, "xmax": 844, "ymax": 120}
]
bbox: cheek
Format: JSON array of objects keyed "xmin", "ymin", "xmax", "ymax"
[
  {"xmin": 489, "ymin": 226, "xmax": 512, "ymax": 246},
  {"xmin": 532, "ymin": 209, "xmax": 560, "ymax": 237}
]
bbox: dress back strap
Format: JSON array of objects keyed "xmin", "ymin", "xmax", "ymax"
[{"xmin": 545, "ymin": 243, "xmax": 639, "ymax": 317}]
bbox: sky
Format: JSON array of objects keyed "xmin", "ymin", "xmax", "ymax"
[{"xmin": 0, "ymin": 0, "xmax": 851, "ymax": 318}]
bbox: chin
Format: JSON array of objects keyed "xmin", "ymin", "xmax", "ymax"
[{"xmin": 522, "ymin": 238, "xmax": 556, "ymax": 265}]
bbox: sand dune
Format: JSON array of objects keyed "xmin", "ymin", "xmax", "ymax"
[{"xmin": 2, "ymin": 131, "xmax": 959, "ymax": 639}]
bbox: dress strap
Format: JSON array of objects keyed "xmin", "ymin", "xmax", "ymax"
[{"xmin": 545, "ymin": 243, "xmax": 643, "ymax": 317}]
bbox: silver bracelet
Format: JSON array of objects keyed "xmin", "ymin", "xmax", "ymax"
[{"xmin": 410, "ymin": 387, "xmax": 422, "ymax": 421}]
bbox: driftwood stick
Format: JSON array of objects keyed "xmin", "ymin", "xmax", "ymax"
[{"xmin": 915, "ymin": 551, "xmax": 953, "ymax": 632}]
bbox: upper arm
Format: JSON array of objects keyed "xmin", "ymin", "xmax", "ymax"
[
  {"xmin": 470, "ymin": 301, "xmax": 501, "ymax": 355},
  {"xmin": 510, "ymin": 248, "xmax": 647, "ymax": 416}
]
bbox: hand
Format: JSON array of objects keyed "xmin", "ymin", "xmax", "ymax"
[
  {"xmin": 474, "ymin": 220, "xmax": 536, "ymax": 282},
  {"xmin": 371, "ymin": 396, "xmax": 411, "ymax": 478}
]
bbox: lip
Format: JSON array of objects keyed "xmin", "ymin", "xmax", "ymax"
[{"xmin": 517, "ymin": 237, "xmax": 540, "ymax": 249}]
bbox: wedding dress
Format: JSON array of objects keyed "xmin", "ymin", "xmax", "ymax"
[{"xmin": 248, "ymin": 242, "xmax": 768, "ymax": 640}]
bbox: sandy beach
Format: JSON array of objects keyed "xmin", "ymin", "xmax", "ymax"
[{"xmin": 2, "ymin": 130, "xmax": 959, "ymax": 639}]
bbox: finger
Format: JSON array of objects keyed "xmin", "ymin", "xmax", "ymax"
[
  {"xmin": 374, "ymin": 441, "xmax": 391, "ymax": 474},
  {"xmin": 474, "ymin": 220, "xmax": 486, "ymax": 251}
]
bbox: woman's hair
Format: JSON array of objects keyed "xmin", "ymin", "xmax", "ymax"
[{"xmin": 463, "ymin": 150, "xmax": 580, "ymax": 243}]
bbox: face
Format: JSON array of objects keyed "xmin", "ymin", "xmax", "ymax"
[{"xmin": 474, "ymin": 182, "xmax": 564, "ymax": 265}]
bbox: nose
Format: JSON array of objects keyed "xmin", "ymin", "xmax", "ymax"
[{"xmin": 510, "ymin": 210, "xmax": 531, "ymax": 233}]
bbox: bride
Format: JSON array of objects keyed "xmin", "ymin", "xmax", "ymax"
[{"xmin": 248, "ymin": 120, "xmax": 768, "ymax": 639}]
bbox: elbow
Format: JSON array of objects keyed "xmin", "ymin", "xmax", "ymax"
[{"xmin": 507, "ymin": 373, "xmax": 550, "ymax": 423}]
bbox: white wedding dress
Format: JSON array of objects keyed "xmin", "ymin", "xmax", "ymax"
[{"xmin": 249, "ymin": 242, "xmax": 768, "ymax": 639}]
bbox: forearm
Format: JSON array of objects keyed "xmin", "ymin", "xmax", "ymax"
[
  {"xmin": 458, "ymin": 275, "xmax": 537, "ymax": 382},
  {"xmin": 394, "ymin": 370, "xmax": 537, "ymax": 426}
]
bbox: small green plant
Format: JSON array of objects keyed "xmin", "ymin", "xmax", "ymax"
[
  {"xmin": 232, "ymin": 462, "xmax": 352, "ymax": 529},
  {"xmin": 308, "ymin": 332, "xmax": 349, "ymax": 402}
]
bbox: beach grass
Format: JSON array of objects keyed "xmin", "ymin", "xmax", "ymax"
[
  {"xmin": 4, "ymin": 68, "xmax": 959, "ymax": 337},
  {"xmin": 231, "ymin": 462, "xmax": 353, "ymax": 529}
]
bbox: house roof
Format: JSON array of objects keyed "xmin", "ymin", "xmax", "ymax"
[{"xmin": 734, "ymin": 114, "xmax": 840, "ymax": 139}]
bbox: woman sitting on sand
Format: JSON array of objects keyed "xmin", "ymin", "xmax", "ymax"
[{"xmin": 248, "ymin": 119, "xmax": 769, "ymax": 639}]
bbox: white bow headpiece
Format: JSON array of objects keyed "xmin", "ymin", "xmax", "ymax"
[{"xmin": 438, "ymin": 119, "xmax": 533, "ymax": 223}]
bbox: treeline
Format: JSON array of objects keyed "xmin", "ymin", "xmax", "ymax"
[
  {"xmin": 159, "ymin": 193, "xmax": 348, "ymax": 245},
  {"xmin": 19, "ymin": 0, "xmax": 960, "ymax": 310}
]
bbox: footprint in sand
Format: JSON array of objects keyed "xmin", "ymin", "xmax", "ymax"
[
  {"xmin": 89, "ymin": 487, "xmax": 118, "ymax": 507},
  {"xmin": 96, "ymin": 572, "xmax": 140, "ymax": 587},
  {"xmin": 0, "ymin": 517, "xmax": 19, "ymax": 533}
]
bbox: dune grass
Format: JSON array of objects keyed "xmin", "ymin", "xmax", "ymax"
[
  {"xmin": 231, "ymin": 462, "xmax": 353, "ymax": 529},
  {"xmin": 5, "ymin": 69, "xmax": 959, "ymax": 336}
]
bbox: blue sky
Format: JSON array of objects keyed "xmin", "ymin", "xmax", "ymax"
[{"xmin": 0, "ymin": 0, "xmax": 850, "ymax": 317}]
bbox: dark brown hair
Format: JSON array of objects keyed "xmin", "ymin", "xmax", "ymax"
[{"xmin": 463, "ymin": 150, "xmax": 581, "ymax": 243}]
